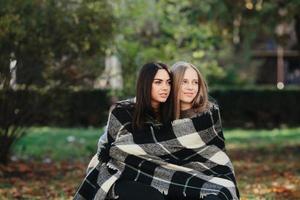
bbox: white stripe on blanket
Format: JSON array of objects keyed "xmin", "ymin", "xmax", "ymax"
[
  {"xmin": 100, "ymin": 175, "xmax": 118, "ymax": 193},
  {"xmin": 209, "ymin": 151, "xmax": 229, "ymax": 165},
  {"xmin": 177, "ymin": 132, "xmax": 205, "ymax": 148},
  {"xmin": 116, "ymin": 144, "xmax": 147, "ymax": 155},
  {"xmin": 209, "ymin": 177, "xmax": 235, "ymax": 187},
  {"xmin": 162, "ymin": 163, "xmax": 193, "ymax": 172}
]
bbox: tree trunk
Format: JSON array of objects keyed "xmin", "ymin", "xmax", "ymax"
[{"xmin": 0, "ymin": 134, "xmax": 15, "ymax": 164}]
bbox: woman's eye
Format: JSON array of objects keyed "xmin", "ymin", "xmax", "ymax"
[
  {"xmin": 154, "ymin": 81, "xmax": 161, "ymax": 84},
  {"xmin": 182, "ymin": 80, "xmax": 188, "ymax": 84}
]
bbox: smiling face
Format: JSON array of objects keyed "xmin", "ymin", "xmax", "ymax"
[
  {"xmin": 151, "ymin": 69, "xmax": 171, "ymax": 110},
  {"xmin": 179, "ymin": 67, "xmax": 199, "ymax": 110}
]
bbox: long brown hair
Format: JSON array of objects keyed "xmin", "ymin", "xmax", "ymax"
[
  {"xmin": 133, "ymin": 62, "xmax": 172, "ymax": 130},
  {"xmin": 171, "ymin": 61, "xmax": 210, "ymax": 119}
]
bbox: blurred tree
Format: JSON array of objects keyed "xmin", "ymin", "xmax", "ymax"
[
  {"xmin": 184, "ymin": 0, "xmax": 300, "ymax": 85},
  {"xmin": 0, "ymin": 89, "xmax": 37, "ymax": 164},
  {"xmin": 0, "ymin": 0, "xmax": 114, "ymax": 89},
  {"xmin": 111, "ymin": 0, "xmax": 228, "ymax": 96},
  {"xmin": 0, "ymin": 0, "xmax": 114, "ymax": 164},
  {"xmin": 111, "ymin": 0, "xmax": 300, "ymax": 96}
]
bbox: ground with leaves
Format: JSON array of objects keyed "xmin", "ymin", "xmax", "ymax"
[{"xmin": 0, "ymin": 127, "xmax": 299, "ymax": 199}]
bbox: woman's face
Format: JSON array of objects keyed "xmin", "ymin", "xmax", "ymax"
[
  {"xmin": 151, "ymin": 69, "xmax": 171, "ymax": 109},
  {"xmin": 179, "ymin": 67, "xmax": 199, "ymax": 110}
]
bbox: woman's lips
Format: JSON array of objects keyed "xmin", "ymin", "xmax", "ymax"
[
  {"xmin": 184, "ymin": 92, "xmax": 194, "ymax": 97},
  {"xmin": 159, "ymin": 93, "xmax": 168, "ymax": 98}
]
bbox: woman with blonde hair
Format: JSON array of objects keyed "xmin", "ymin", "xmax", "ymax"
[
  {"xmin": 167, "ymin": 61, "xmax": 240, "ymax": 199},
  {"xmin": 171, "ymin": 61, "xmax": 210, "ymax": 119}
]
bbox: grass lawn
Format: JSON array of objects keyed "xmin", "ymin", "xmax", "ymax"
[
  {"xmin": 0, "ymin": 127, "xmax": 299, "ymax": 199},
  {"xmin": 225, "ymin": 128, "xmax": 300, "ymax": 199},
  {"xmin": 12, "ymin": 127, "xmax": 104, "ymax": 161}
]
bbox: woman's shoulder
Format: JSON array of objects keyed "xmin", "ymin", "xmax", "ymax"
[
  {"xmin": 110, "ymin": 98, "xmax": 135, "ymax": 116},
  {"xmin": 208, "ymin": 101, "xmax": 220, "ymax": 112},
  {"xmin": 115, "ymin": 98, "xmax": 135, "ymax": 108},
  {"xmin": 172, "ymin": 101, "xmax": 220, "ymax": 125}
]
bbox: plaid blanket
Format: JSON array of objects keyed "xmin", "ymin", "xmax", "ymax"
[{"xmin": 74, "ymin": 101, "xmax": 239, "ymax": 200}]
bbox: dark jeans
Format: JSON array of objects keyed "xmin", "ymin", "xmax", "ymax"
[
  {"xmin": 204, "ymin": 195, "xmax": 222, "ymax": 200},
  {"xmin": 113, "ymin": 180, "xmax": 165, "ymax": 200},
  {"xmin": 112, "ymin": 180, "xmax": 222, "ymax": 200}
]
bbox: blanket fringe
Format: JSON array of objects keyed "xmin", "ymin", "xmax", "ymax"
[
  {"xmin": 106, "ymin": 161, "xmax": 118, "ymax": 171},
  {"xmin": 155, "ymin": 186, "xmax": 169, "ymax": 196}
]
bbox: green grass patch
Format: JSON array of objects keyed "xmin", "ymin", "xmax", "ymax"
[
  {"xmin": 224, "ymin": 127, "xmax": 300, "ymax": 149},
  {"xmin": 13, "ymin": 127, "xmax": 103, "ymax": 161}
]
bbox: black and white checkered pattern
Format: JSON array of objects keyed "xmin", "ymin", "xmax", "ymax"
[{"xmin": 74, "ymin": 101, "xmax": 239, "ymax": 200}]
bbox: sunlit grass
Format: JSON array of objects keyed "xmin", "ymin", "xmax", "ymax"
[
  {"xmin": 224, "ymin": 127, "xmax": 300, "ymax": 150},
  {"xmin": 13, "ymin": 127, "xmax": 104, "ymax": 161}
]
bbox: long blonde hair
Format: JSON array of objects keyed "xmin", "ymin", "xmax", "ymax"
[{"xmin": 171, "ymin": 61, "xmax": 210, "ymax": 119}]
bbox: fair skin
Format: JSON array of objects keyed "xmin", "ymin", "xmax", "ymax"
[
  {"xmin": 179, "ymin": 67, "xmax": 199, "ymax": 110},
  {"xmin": 151, "ymin": 69, "xmax": 171, "ymax": 111}
]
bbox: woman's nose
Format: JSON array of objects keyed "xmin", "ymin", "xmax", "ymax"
[
  {"xmin": 162, "ymin": 82, "xmax": 170, "ymax": 90},
  {"xmin": 185, "ymin": 83, "xmax": 193, "ymax": 90}
]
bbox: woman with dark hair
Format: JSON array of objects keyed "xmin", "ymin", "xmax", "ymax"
[
  {"xmin": 74, "ymin": 62, "xmax": 172, "ymax": 200},
  {"xmin": 133, "ymin": 62, "xmax": 172, "ymax": 130}
]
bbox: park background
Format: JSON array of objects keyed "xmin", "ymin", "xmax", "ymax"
[{"xmin": 1, "ymin": 0, "xmax": 300, "ymax": 199}]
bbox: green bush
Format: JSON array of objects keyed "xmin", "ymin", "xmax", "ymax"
[
  {"xmin": 0, "ymin": 89, "xmax": 111, "ymax": 127},
  {"xmin": 210, "ymin": 87, "xmax": 300, "ymax": 128}
]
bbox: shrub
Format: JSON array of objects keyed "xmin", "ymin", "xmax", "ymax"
[{"xmin": 210, "ymin": 87, "xmax": 300, "ymax": 128}]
